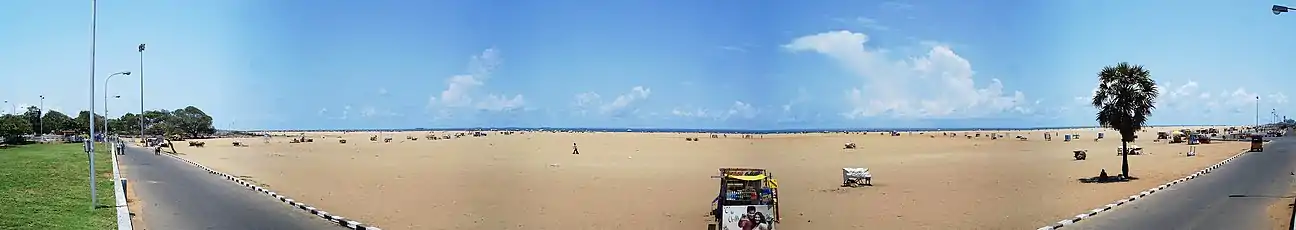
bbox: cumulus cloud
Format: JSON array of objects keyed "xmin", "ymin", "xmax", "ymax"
[
  {"xmin": 671, "ymin": 101, "xmax": 760, "ymax": 121},
  {"xmin": 426, "ymin": 48, "xmax": 526, "ymax": 114},
  {"xmin": 360, "ymin": 106, "xmax": 400, "ymax": 118},
  {"xmin": 572, "ymin": 86, "xmax": 652, "ymax": 117},
  {"xmin": 1083, "ymin": 80, "xmax": 1289, "ymax": 119},
  {"xmin": 784, "ymin": 30, "xmax": 1029, "ymax": 119}
]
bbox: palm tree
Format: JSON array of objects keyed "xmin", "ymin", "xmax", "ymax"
[{"xmin": 1091, "ymin": 62, "xmax": 1159, "ymax": 179}]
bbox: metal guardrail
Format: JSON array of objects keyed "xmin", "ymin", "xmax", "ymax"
[{"xmin": 110, "ymin": 141, "xmax": 133, "ymax": 230}]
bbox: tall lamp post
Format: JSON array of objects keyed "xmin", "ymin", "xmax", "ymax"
[
  {"xmin": 103, "ymin": 71, "xmax": 131, "ymax": 138},
  {"xmin": 39, "ymin": 95, "xmax": 45, "ymax": 135},
  {"xmin": 1256, "ymin": 96, "xmax": 1261, "ymax": 130},
  {"xmin": 138, "ymin": 43, "xmax": 146, "ymax": 141},
  {"xmin": 88, "ymin": 0, "xmax": 99, "ymax": 209}
]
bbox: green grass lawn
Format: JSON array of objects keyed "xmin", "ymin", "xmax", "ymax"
[{"xmin": 0, "ymin": 143, "xmax": 117, "ymax": 230}]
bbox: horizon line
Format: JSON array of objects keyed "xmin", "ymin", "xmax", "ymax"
[{"xmin": 228, "ymin": 124, "xmax": 1255, "ymax": 133}]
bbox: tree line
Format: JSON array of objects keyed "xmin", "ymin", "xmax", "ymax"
[{"xmin": 0, "ymin": 105, "xmax": 215, "ymax": 144}]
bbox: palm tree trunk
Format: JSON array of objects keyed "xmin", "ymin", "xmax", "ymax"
[{"xmin": 1121, "ymin": 140, "xmax": 1130, "ymax": 177}]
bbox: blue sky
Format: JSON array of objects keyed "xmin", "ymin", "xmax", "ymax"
[{"xmin": 1, "ymin": 0, "xmax": 1293, "ymax": 130}]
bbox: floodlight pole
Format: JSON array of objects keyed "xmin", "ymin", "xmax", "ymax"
[{"xmin": 88, "ymin": 0, "xmax": 99, "ymax": 209}]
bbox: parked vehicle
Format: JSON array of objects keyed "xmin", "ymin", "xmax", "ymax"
[{"xmin": 709, "ymin": 168, "xmax": 779, "ymax": 230}]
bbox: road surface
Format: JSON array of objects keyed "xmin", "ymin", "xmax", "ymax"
[
  {"xmin": 1065, "ymin": 138, "xmax": 1296, "ymax": 230},
  {"xmin": 119, "ymin": 145, "xmax": 343, "ymax": 230}
]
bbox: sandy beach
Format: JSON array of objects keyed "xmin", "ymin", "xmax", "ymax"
[{"xmin": 160, "ymin": 126, "xmax": 1250, "ymax": 229}]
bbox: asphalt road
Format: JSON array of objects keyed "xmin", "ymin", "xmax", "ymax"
[
  {"xmin": 1065, "ymin": 138, "xmax": 1296, "ymax": 230},
  {"xmin": 119, "ymin": 145, "xmax": 342, "ymax": 230}
]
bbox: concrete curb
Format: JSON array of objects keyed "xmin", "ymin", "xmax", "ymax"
[
  {"xmin": 1037, "ymin": 144, "xmax": 1262, "ymax": 230},
  {"xmin": 157, "ymin": 150, "xmax": 382, "ymax": 230},
  {"xmin": 111, "ymin": 144, "xmax": 133, "ymax": 230}
]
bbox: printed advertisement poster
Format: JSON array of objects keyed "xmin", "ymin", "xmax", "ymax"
[{"xmin": 721, "ymin": 205, "xmax": 775, "ymax": 230}]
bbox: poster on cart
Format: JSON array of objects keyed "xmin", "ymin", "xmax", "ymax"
[{"xmin": 721, "ymin": 205, "xmax": 775, "ymax": 230}]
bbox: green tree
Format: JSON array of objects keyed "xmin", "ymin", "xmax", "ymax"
[
  {"xmin": 21, "ymin": 106, "xmax": 40, "ymax": 135},
  {"xmin": 0, "ymin": 114, "xmax": 33, "ymax": 144},
  {"xmin": 114, "ymin": 113, "xmax": 142, "ymax": 135},
  {"xmin": 74, "ymin": 111, "xmax": 107, "ymax": 135},
  {"xmin": 1091, "ymin": 62, "xmax": 1159, "ymax": 178},
  {"xmin": 41, "ymin": 111, "xmax": 76, "ymax": 134},
  {"xmin": 170, "ymin": 106, "xmax": 215, "ymax": 138}
]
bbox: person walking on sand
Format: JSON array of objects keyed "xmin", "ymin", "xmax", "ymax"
[{"xmin": 572, "ymin": 142, "xmax": 579, "ymax": 155}]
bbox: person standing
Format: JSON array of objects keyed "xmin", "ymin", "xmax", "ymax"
[{"xmin": 572, "ymin": 142, "xmax": 579, "ymax": 155}]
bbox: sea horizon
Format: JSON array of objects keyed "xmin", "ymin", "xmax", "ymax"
[{"xmin": 231, "ymin": 124, "xmax": 1244, "ymax": 134}]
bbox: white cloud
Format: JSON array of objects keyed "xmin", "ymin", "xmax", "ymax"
[
  {"xmin": 601, "ymin": 86, "xmax": 651, "ymax": 114},
  {"xmin": 426, "ymin": 48, "xmax": 526, "ymax": 114},
  {"xmin": 319, "ymin": 106, "xmax": 351, "ymax": 120},
  {"xmin": 719, "ymin": 46, "xmax": 748, "ymax": 52},
  {"xmin": 1082, "ymin": 81, "xmax": 1289, "ymax": 120},
  {"xmin": 782, "ymin": 87, "xmax": 810, "ymax": 113},
  {"xmin": 727, "ymin": 101, "xmax": 758, "ymax": 119},
  {"xmin": 573, "ymin": 86, "xmax": 652, "ymax": 117},
  {"xmin": 784, "ymin": 30, "xmax": 1029, "ymax": 119},
  {"xmin": 881, "ymin": 1, "xmax": 915, "ymax": 10},
  {"xmin": 477, "ymin": 94, "xmax": 525, "ymax": 111},
  {"xmin": 377, "ymin": 88, "xmax": 388, "ymax": 96},
  {"xmin": 1268, "ymin": 93, "xmax": 1289, "ymax": 105},
  {"xmin": 360, "ymin": 106, "xmax": 401, "ymax": 118},
  {"xmin": 844, "ymin": 17, "xmax": 889, "ymax": 31},
  {"xmin": 671, "ymin": 108, "xmax": 712, "ymax": 118},
  {"xmin": 573, "ymin": 92, "xmax": 602, "ymax": 115},
  {"xmin": 568, "ymin": 86, "xmax": 653, "ymax": 118},
  {"xmin": 672, "ymin": 101, "xmax": 760, "ymax": 121}
]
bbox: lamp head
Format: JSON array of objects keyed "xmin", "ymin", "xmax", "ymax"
[{"xmin": 1276, "ymin": 5, "xmax": 1290, "ymax": 15}]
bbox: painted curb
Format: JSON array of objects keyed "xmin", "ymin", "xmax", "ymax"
[
  {"xmin": 111, "ymin": 144, "xmax": 133, "ymax": 230},
  {"xmin": 156, "ymin": 150, "xmax": 383, "ymax": 230},
  {"xmin": 1037, "ymin": 143, "xmax": 1267, "ymax": 230}
]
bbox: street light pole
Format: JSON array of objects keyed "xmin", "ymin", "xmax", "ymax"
[
  {"xmin": 103, "ymin": 72, "xmax": 130, "ymax": 138},
  {"xmin": 88, "ymin": 0, "xmax": 98, "ymax": 209},
  {"xmin": 138, "ymin": 44, "xmax": 145, "ymax": 141},
  {"xmin": 1255, "ymin": 96, "xmax": 1260, "ymax": 129},
  {"xmin": 39, "ymin": 95, "xmax": 45, "ymax": 135}
]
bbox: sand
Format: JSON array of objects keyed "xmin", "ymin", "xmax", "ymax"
[{"xmin": 164, "ymin": 126, "xmax": 1252, "ymax": 229}]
